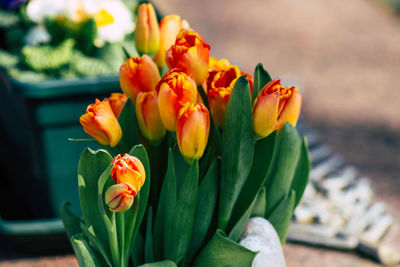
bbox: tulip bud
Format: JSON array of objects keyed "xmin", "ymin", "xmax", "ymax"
[
  {"xmin": 166, "ymin": 29, "xmax": 210, "ymax": 85},
  {"xmin": 136, "ymin": 91, "xmax": 166, "ymax": 143},
  {"xmin": 107, "ymin": 93, "xmax": 128, "ymax": 118},
  {"xmin": 153, "ymin": 15, "xmax": 190, "ymax": 69},
  {"xmin": 252, "ymin": 79, "xmax": 302, "ymax": 139},
  {"xmin": 135, "ymin": 3, "xmax": 160, "ymax": 56},
  {"xmin": 119, "ymin": 55, "xmax": 161, "ymax": 103},
  {"xmin": 105, "ymin": 183, "xmax": 137, "ymax": 212},
  {"xmin": 80, "ymin": 99, "xmax": 122, "ymax": 147},
  {"xmin": 157, "ymin": 69, "xmax": 197, "ymax": 131},
  {"xmin": 177, "ymin": 103, "xmax": 210, "ymax": 163},
  {"xmin": 111, "ymin": 154, "xmax": 146, "ymax": 190}
]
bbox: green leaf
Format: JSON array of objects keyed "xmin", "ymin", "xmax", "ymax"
[
  {"xmin": 172, "ymin": 145, "xmax": 190, "ymax": 193},
  {"xmin": 71, "ymin": 233, "xmax": 108, "ymax": 267},
  {"xmin": 192, "ymin": 230, "xmax": 256, "ymax": 267},
  {"xmin": 145, "ymin": 207, "xmax": 154, "ymax": 263},
  {"xmin": 252, "ymin": 187, "xmax": 267, "ymax": 217},
  {"xmin": 228, "ymin": 133, "xmax": 276, "ymax": 231},
  {"xmin": 252, "ymin": 63, "xmax": 272, "ymax": 102},
  {"xmin": 187, "ymin": 159, "xmax": 219, "ymax": 263},
  {"xmin": 267, "ymin": 190, "xmax": 296, "ymax": 244},
  {"xmin": 80, "ymin": 222, "xmax": 113, "ymax": 266},
  {"xmin": 138, "ymin": 261, "xmax": 177, "ymax": 267},
  {"xmin": 164, "ymin": 161, "xmax": 199, "ymax": 263},
  {"xmin": 78, "ymin": 148, "xmax": 113, "ymax": 261},
  {"xmin": 60, "ymin": 202, "xmax": 83, "ymax": 240},
  {"xmin": 118, "ymin": 99, "xmax": 141, "ymax": 153},
  {"xmin": 219, "ymin": 76, "xmax": 254, "ymax": 231},
  {"xmin": 265, "ymin": 124, "xmax": 301, "ymax": 215},
  {"xmin": 132, "ymin": 233, "xmax": 144, "ymax": 267},
  {"xmin": 154, "ymin": 150, "xmax": 177, "ymax": 260},
  {"xmin": 290, "ymin": 138, "xmax": 311, "ymax": 209}
]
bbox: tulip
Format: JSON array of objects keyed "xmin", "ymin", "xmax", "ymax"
[
  {"xmin": 157, "ymin": 69, "xmax": 198, "ymax": 131},
  {"xmin": 153, "ymin": 15, "xmax": 190, "ymax": 69},
  {"xmin": 176, "ymin": 103, "xmax": 210, "ymax": 163},
  {"xmin": 135, "ymin": 3, "xmax": 160, "ymax": 55},
  {"xmin": 80, "ymin": 99, "xmax": 122, "ymax": 147},
  {"xmin": 105, "ymin": 183, "xmax": 137, "ymax": 212},
  {"xmin": 136, "ymin": 91, "xmax": 166, "ymax": 143},
  {"xmin": 166, "ymin": 29, "xmax": 210, "ymax": 85},
  {"xmin": 119, "ymin": 55, "xmax": 161, "ymax": 103},
  {"xmin": 205, "ymin": 57, "xmax": 231, "ymax": 91},
  {"xmin": 111, "ymin": 154, "xmax": 146, "ymax": 190},
  {"xmin": 107, "ymin": 93, "xmax": 127, "ymax": 118},
  {"xmin": 252, "ymin": 79, "xmax": 302, "ymax": 139}
]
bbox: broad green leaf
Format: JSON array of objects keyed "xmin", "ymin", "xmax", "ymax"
[
  {"xmin": 164, "ymin": 161, "xmax": 199, "ymax": 263},
  {"xmin": 118, "ymin": 99, "xmax": 140, "ymax": 153},
  {"xmin": 154, "ymin": 150, "xmax": 177, "ymax": 260},
  {"xmin": 145, "ymin": 207, "xmax": 154, "ymax": 263},
  {"xmin": 80, "ymin": 222, "xmax": 113, "ymax": 266},
  {"xmin": 265, "ymin": 124, "xmax": 301, "ymax": 215},
  {"xmin": 228, "ymin": 133, "xmax": 276, "ymax": 231},
  {"xmin": 290, "ymin": 138, "xmax": 311, "ymax": 209},
  {"xmin": 60, "ymin": 202, "xmax": 83, "ymax": 240},
  {"xmin": 172, "ymin": 145, "xmax": 190, "ymax": 193},
  {"xmin": 267, "ymin": 190, "xmax": 296, "ymax": 244},
  {"xmin": 132, "ymin": 233, "xmax": 144, "ymax": 267},
  {"xmin": 252, "ymin": 187, "xmax": 267, "ymax": 217},
  {"xmin": 192, "ymin": 230, "xmax": 256, "ymax": 267},
  {"xmin": 78, "ymin": 148, "xmax": 113, "ymax": 261},
  {"xmin": 138, "ymin": 260, "xmax": 177, "ymax": 267},
  {"xmin": 187, "ymin": 160, "xmax": 219, "ymax": 263},
  {"xmin": 252, "ymin": 63, "xmax": 272, "ymax": 102},
  {"xmin": 219, "ymin": 76, "xmax": 254, "ymax": 231},
  {"xmin": 71, "ymin": 233, "xmax": 108, "ymax": 267}
]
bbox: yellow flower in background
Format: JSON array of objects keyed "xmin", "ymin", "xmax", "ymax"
[
  {"xmin": 107, "ymin": 93, "xmax": 127, "ymax": 118},
  {"xmin": 135, "ymin": 3, "xmax": 160, "ymax": 55},
  {"xmin": 157, "ymin": 69, "xmax": 198, "ymax": 131},
  {"xmin": 177, "ymin": 103, "xmax": 210, "ymax": 163},
  {"xmin": 111, "ymin": 154, "xmax": 146, "ymax": 191},
  {"xmin": 166, "ymin": 29, "xmax": 210, "ymax": 85},
  {"xmin": 105, "ymin": 182, "xmax": 137, "ymax": 212},
  {"xmin": 119, "ymin": 55, "xmax": 161, "ymax": 103},
  {"xmin": 79, "ymin": 99, "xmax": 122, "ymax": 147},
  {"xmin": 136, "ymin": 91, "xmax": 166, "ymax": 143},
  {"xmin": 252, "ymin": 79, "xmax": 302, "ymax": 139},
  {"xmin": 153, "ymin": 15, "xmax": 190, "ymax": 69}
]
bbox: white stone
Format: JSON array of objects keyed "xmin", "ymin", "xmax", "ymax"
[{"xmin": 240, "ymin": 217, "xmax": 286, "ymax": 267}]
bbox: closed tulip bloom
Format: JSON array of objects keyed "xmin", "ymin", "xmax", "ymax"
[
  {"xmin": 157, "ymin": 69, "xmax": 197, "ymax": 131},
  {"xmin": 166, "ymin": 29, "xmax": 210, "ymax": 85},
  {"xmin": 153, "ymin": 15, "xmax": 189, "ymax": 69},
  {"xmin": 135, "ymin": 3, "xmax": 160, "ymax": 55},
  {"xmin": 136, "ymin": 91, "xmax": 166, "ymax": 143},
  {"xmin": 111, "ymin": 154, "xmax": 146, "ymax": 190},
  {"xmin": 119, "ymin": 55, "xmax": 161, "ymax": 103},
  {"xmin": 105, "ymin": 183, "xmax": 137, "ymax": 212},
  {"xmin": 252, "ymin": 79, "xmax": 302, "ymax": 139},
  {"xmin": 80, "ymin": 99, "xmax": 122, "ymax": 147},
  {"xmin": 177, "ymin": 103, "xmax": 210, "ymax": 163},
  {"xmin": 107, "ymin": 93, "xmax": 127, "ymax": 118}
]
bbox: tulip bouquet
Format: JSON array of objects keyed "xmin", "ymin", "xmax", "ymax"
[{"xmin": 61, "ymin": 3, "xmax": 310, "ymax": 267}]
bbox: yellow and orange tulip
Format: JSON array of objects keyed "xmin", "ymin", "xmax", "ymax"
[
  {"xmin": 136, "ymin": 91, "xmax": 166, "ymax": 143},
  {"xmin": 107, "ymin": 93, "xmax": 127, "ymax": 118},
  {"xmin": 157, "ymin": 69, "xmax": 198, "ymax": 131},
  {"xmin": 111, "ymin": 154, "xmax": 146, "ymax": 190},
  {"xmin": 135, "ymin": 3, "xmax": 160, "ymax": 55},
  {"xmin": 80, "ymin": 99, "xmax": 122, "ymax": 147},
  {"xmin": 252, "ymin": 79, "xmax": 302, "ymax": 139},
  {"xmin": 177, "ymin": 103, "xmax": 210, "ymax": 163},
  {"xmin": 119, "ymin": 55, "xmax": 161, "ymax": 103},
  {"xmin": 153, "ymin": 15, "xmax": 189, "ymax": 69},
  {"xmin": 166, "ymin": 29, "xmax": 210, "ymax": 85},
  {"xmin": 105, "ymin": 183, "xmax": 137, "ymax": 212}
]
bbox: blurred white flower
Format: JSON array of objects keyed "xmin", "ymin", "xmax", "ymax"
[{"xmin": 25, "ymin": 25, "xmax": 51, "ymax": 46}]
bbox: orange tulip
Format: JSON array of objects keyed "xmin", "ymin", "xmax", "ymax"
[
  {"xmin": 136, "ymin": 91, "xmax": 166, "ymax": 143},
  {"xmin": 80, "ymin": 99, "xmax": 122, "ymax": 147},
  {"xmin": 252, "ymin": 79, "xmax": 302, "ymax": 139},
  {"xmin": 177, "ymin": 103, "xmax": 210, "ymax": 163},
  {"xmin": 205, "ymin": 57, "xmax": 231, "ymax": 90},
  {"xmin": 135, "ymin": 3, "xmax": 160, "ymax": 55},
  {"xmin": 111, "ymin": 154, "xmax": 146, "ymax": 190},
  {"xmin": 107, "ymin": 93, "xmax": 127, "ymax": 118},
  {"xmin": 119, "ymin": 55, "xmax": 161, "ymax": 103},
  {"xmin": 105, "ymin": 183, "xmax": 137, "ymax": 212},
  {"xmin": 157, "ymin": 69, "xmax": 198, "ymax": 131},
  {"xmin": 166, "ymin": 29, "xmax": 210, "ymax": 85},
  {"xmin": 153, "ymin": 15, "xmax": 189, "ymax": 69}
]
